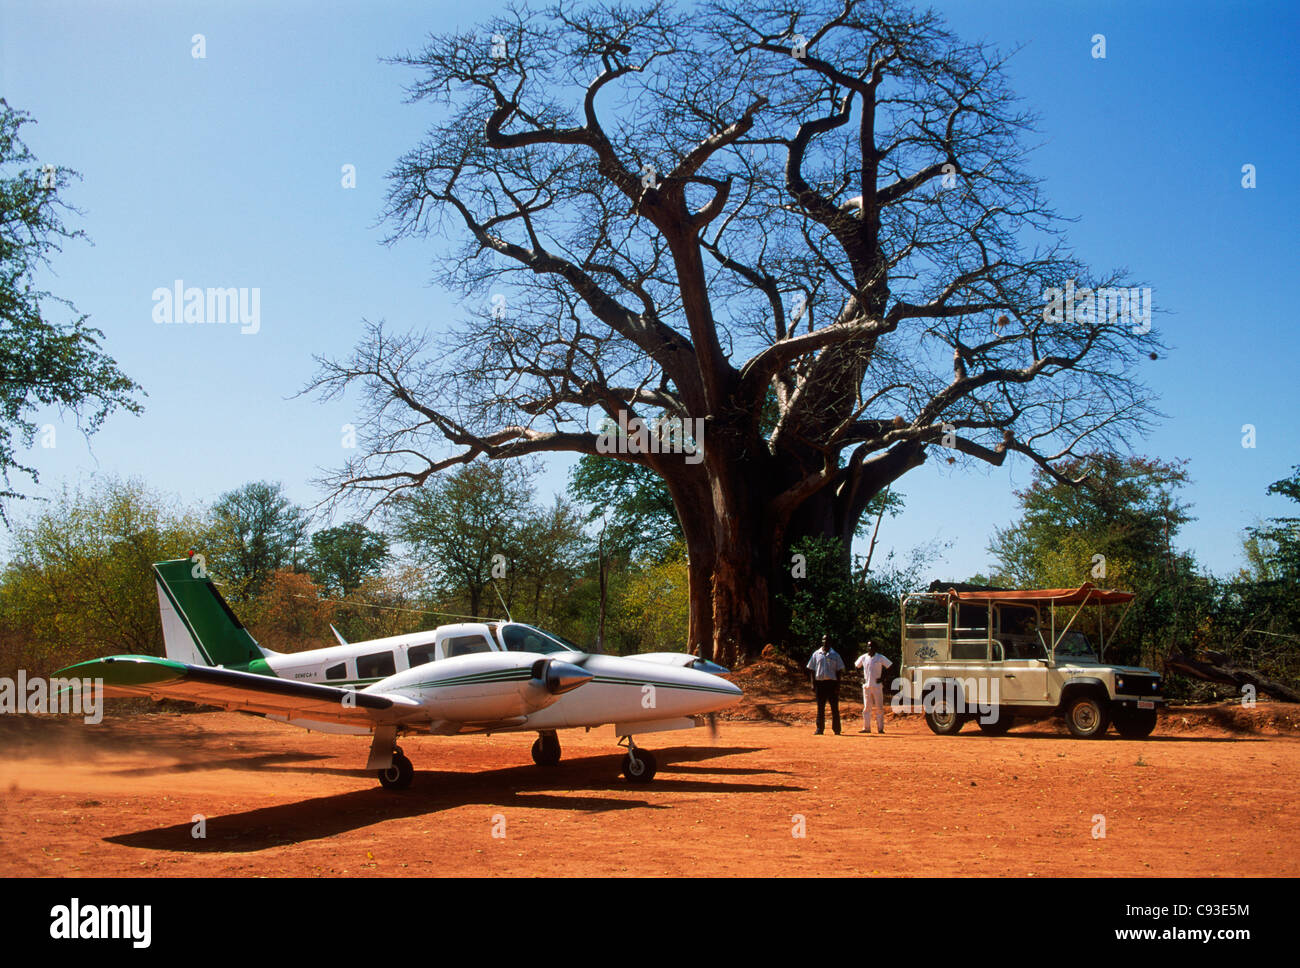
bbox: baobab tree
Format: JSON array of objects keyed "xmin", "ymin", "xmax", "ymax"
[{"xmin": 308, "ymin": 0, "xmax": 1161, "ymax": 664}]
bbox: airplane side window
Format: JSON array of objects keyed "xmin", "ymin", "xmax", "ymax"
[
  {"xmin": 444, "ymin": 635, "xmax": 493, "ymax": 657},
  {"xmin": 357, "ymin": 651, "xmax": 396, "ymax": 678},
  {"xmin": 408, "ymin": 643, "xmax": 437, "ymax": 667},
  {"xmin": 325, "ymin": 663, "xmax": 346, "ymax": 680}
]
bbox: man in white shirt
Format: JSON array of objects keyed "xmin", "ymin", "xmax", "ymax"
[
  {"xmin": 854, "ymin": 640, "xmax": 893, "ymax": 733},
  {"xmin": 806, "ymin": 634, "xmax": 846, "ymax": 735}
]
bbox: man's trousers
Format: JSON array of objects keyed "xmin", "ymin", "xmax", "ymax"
[
  {"xmin": 862, "ymin": 683, "xmax": 885, "ymax": 731},
  {"xmin": 814, "ymin": 679, "xmax": 841, "ymax": 733}
]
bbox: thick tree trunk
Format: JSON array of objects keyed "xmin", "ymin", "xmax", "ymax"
[{"xmin": 663, "ymin": 470, "xmax": 717, "ymax": 660}]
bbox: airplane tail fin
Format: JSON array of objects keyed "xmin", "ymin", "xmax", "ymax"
[{"xmin": 152, "ymin": 558, "xmax": 269, "ymax": 668}]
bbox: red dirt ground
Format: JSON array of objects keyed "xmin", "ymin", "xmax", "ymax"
[{"xmin": 1, "ymin": 688, "xmax": 1296, "ymax": 877}]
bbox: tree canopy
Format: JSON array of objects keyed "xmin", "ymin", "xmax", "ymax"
[{"xmin": 0, "ymin": 99, "xmax": 142, "ymax": 519}]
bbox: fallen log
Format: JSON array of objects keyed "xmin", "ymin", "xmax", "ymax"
[{"xmin": 1165, "ymin": 649, "xmax": 1300, "ymax": 703}]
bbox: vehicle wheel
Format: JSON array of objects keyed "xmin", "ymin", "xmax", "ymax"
[
  {"xmin": 531, "ymin": 732, "xmax": 561, "ymax": 767},
  {"xmin": 977, "ymin": 710, "xmax": 1015, "ymax": 735},
  {"xmin": 1065, "ymin": 695, "xmax": 1110, "ymax": 739},
  {"xmin": 925, "ymin": 708, "xmax": 966, "ymax": 735},
  {"xmin": 1113, "ymin": 707, "xmax": 1158, "ymax": 739},
  {"xmin": 377, "ymin": 752, "xmax": 414, "ymax": 790},
  {"xmin": 621, "ymin": 748, "xmax": 657, "ymax": 783},
  {"xmin": 924, "ymin": 686, "xmax": 966, "ymax": 735}
]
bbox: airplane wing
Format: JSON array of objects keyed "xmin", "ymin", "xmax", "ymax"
[
  {"xmin": 56, "ymin": 655, "xmax": 423, "ymax": 727},
  {"xmin": 620, "ymin": 652, "xmax": 732, "ymax": 675}
]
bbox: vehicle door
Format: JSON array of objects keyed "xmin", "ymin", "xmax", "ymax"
[{"xmin": 992, "ymin": 605, "xmax": 1049, "ymax": 704}]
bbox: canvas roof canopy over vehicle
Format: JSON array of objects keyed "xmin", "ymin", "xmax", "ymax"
[{"xmin": 945, "ymin": 583, "xmax": 1136, "ymax": 607}]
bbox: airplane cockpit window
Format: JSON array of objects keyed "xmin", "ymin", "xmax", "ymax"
[
  {"xmin": 408, "ymin": 643, "xmax": 437, "ymax": 667},
  {"xmin": 443, "ymin": 635, "xmax": 494, "ymax": 658},
  {"xmin": 357, "ymin": 651, "xmax": 396, "ymax": 678},
  {"xmin": 500, "ymin": 623, "xmax": 582, "ymax": 655}
]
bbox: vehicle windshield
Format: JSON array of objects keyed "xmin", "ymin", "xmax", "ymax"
[
  {"xmin": 1052, "ymin": 630, "xmax": 1099, "ymax": 661},
  {"xmin": 499, "ymin": 623, "xmax": 583, "ymax": 655}
]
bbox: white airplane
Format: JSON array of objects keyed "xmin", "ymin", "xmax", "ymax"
[{"xmin": 56, "ymin": 557, "xmax": 742, "ymax": 789}]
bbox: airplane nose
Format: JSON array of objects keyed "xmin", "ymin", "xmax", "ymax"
[{"xmin": 540, "ymin": 659, "xmax": 593, "ymax": 695}]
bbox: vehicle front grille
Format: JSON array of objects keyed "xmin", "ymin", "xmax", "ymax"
[{"xmin": 1115, "ymin": 674, "xmax": 1161, "ymax": 696}]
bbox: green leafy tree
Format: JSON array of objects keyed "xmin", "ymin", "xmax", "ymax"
[
  {"xmin": 0, "ymin": 100, "xmax": 142, "ymax": 518},
  {"xmin": 205, "ymin": 481, "xmax": 309, "ymax": 601},
  {"xmin": 510, "ymin": 495, "xmax": 590, "ymax": 631},
  {"xmin": 617, "ymin": 547, "xmax": 691, "ymax": 652},
  {"xmin": 779, "ymin": 535, "xmax": 860, "ymax": 655},
  {"xmin": 1242, "ymin": 466, "xmax": 1300, "ymax": 587},
  {"xmin": 386, "ymin": 461, "xmax": 534, "ymax": 618},
  {"xmin": 983, "ymin": 454, "xmax": 1200, "ymax": 668},
  {"xmin": 856, "ymin": 537, "xmax": 949, "ymax": 656},
  {"xmin": 0, "ymin": 477, "xmax": 205, "ymax": 674},
  {"xmin": 1217, "ymin": 466, "xmax": 1300, "ymax": 687},
  {"xmin": 569, "ymin": 453, "xmax": 680, "ymax": 563},
  {"xmin": 307, "ymin": 522, "xmax": 390, "ymax": 597}
]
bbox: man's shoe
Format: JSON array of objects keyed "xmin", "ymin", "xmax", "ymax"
[
  {"xmin": 858, "ymin": 728, "xmax": 869, "ymax": 733},
  {"xmin": 814, "ymin": 729, "xmax": 823, "ymax": 735}
]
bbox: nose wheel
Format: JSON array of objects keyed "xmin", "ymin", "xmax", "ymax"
[
  {"xmin": 618, "ymin": 736, "xmax": 657, "ymax": 783},
  {"xmin": 531, "ymin": 730, "xmax": 562, "ymax": 767}
]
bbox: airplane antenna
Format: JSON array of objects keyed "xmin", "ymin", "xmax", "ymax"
[
  {"xmin": 492, "ymin": 580, "xmax": 513, "ymax": 622},
  {"xmin": 289, "ymin": 595, "xmax": 498, "ymax": 623}
]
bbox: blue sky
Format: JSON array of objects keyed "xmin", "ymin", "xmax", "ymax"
[{"xmin": 2, "ymin": 0, "xmax": 1297, "ymax": 580}]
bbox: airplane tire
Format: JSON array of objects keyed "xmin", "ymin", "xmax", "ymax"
[
  {"xmin": 378, "ymin": 752, "xmax": 414, "ymax": 790},
  {"xmin": 531, "ymin": 733, "xmax": 561, "ymax": 767},
  {"xmin": 622, "ymin": 749, "xmax": 657, "ymax": 784}
]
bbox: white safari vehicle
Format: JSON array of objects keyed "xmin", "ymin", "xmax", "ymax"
[{"xmin": 898, "ymin": 584, "xmax": 1164, "ymax": 739}]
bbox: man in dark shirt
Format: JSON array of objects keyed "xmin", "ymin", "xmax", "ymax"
[{"xmin": 806, "ymin": 634, "xmax": 845, "ymax": 735}]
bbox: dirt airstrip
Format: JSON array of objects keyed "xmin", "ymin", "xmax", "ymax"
[{"xmin": 1, "ymin": 688, "xmax": 1297, "ymax": 877}]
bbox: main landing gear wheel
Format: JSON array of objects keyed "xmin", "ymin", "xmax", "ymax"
[
  {"xmin": 531, "ymin": 731, "xmax": 562, "ymax": 767},
  {"xmin": 378, "ymin": 751, "xmax": 414, "ymax": 790},
  {"xmin": 621, "ymin": 748, "xmax": 657, "ymax": 783}
]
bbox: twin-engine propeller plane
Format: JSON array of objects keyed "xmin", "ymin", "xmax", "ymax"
[{"xmin": 56, "ymin": 558, "xmax": 742, "ymax": 789}]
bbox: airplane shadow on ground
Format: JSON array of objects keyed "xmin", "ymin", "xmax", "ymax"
[
  {"xmin": 110, "ymin": 752, "xmax": 325, "ymax": 776},
  {"xmin": 104, "ymin": 746, "xmax": 802, "ymax": 853}
]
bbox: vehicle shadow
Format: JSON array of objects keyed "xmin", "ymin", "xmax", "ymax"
[
  {"xmin": 104, "ymin": 750, "xmax": 802, "ymax": 853},
  {"xmin": 974, "ymin": 728, "xmax": 1270, "ymax": 744}
]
